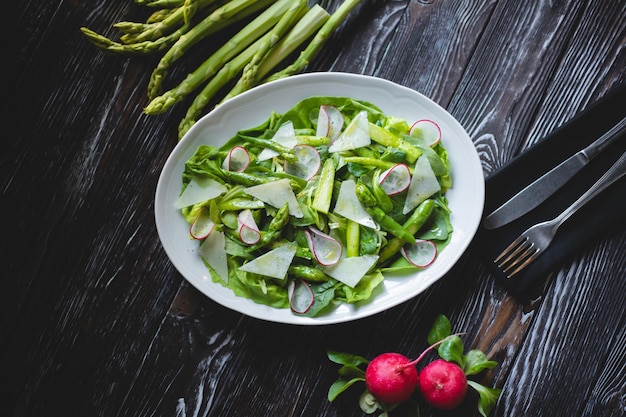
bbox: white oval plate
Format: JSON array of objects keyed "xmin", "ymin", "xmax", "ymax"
[{"xmin": 155, "ymin": 72, "xmax": 484, "ymax": 325}]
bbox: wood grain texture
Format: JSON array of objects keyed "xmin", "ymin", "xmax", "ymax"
[{"xmin": 2, "ymin": 0, "xmax": 625, "ymax": 416}]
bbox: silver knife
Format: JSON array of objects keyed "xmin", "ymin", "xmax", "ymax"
[{"xmin": 483, "ymin": 116, "xmax": 626, "ymax": 230}]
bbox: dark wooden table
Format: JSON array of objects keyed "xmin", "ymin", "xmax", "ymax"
[{"xmin": 4, "ymin": 1, "xmax": 625, "ymax": 416}]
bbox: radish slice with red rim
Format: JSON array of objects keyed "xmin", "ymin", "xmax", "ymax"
[
  {"xmin": 379, "ymin": 163, "xmax": 411, "ymax": 195},
  {"xmin": 409, "ymin": 119, "xmax": 442, "ymax": 147},
  {"xmin": 237, "ymin": 209, "xmax": 261, "ymax": 245},
  {"xmin": 305, "ymin": 227, "xmax": 342, "ymax": 266},
  {"xmin": 284, "ymin": 145, "xmax": 321, "ymax": 180},
  {"xmin": 190, "ymin": 207, "xmax": 215, "ymax": 240},
  {"xmin": 401, "ymin": 239, "xmax": 437, "ymax": 268},
  {"xmin": 289, "ymin": 279, "xmax": 314, "ymax": 314},
  {"xmin": 316, "ymin": 105, "xmax": 343, "ymax": 142},
  {"xmin": 222, "ymin": 146, "xmax": 250, "ymax": 172}
]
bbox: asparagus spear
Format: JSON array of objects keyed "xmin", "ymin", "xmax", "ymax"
[
  {"xmin": 262, "ymin": 0, "xmax": 363, "ymax": 84},
  {"xmin": 146, "ymin": 0, "xmax": 293, "ymax": 112},
  {"xmin": 183, "ymin": 0, "xmax": 198, "ymax": 24},
  {"xmin": 239, "ymin": 0, "xmax": 307, "ymax": 91},
  {"xmin": 147, "ymin": 0, "xmax": 277, "ymax": 99},
  {"xmin": 135, "ymin": 0, "xmax": 186, "ymax": 6},
  {"xmin": 80, "ymin": 25, "xmax": 188, "ymax": 54},
  {"xmin": 178, "ymin": 4, "xmax": 329, "ymax": 138},
  {"xmin": 219, "ymin": 3, "xmax": 330, "ymax": 102},
  {"xmin": 289, "ymin": 265, "xmax": 329, "ymax": 282},
  {"xmin": 311, "ymin": 156, "xmax": 336, "ymax": 214},
  {"xmin": 146, "ymin": 8, "xmax": 176, "ymax": 24},
  {"xmin": 118, "ymin": 0, "xmax": 218, "ymax": 44},
  {"xmin": 177, "ymin": 33, "xmax": 274, "ymax": 137},
  {"xmin": 355, "ymin": 182, "xmax": 416, "ymax": 244}
]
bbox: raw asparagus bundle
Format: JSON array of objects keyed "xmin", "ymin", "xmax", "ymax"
[{"xmin": 81, "ymin": 0, "xmax": 363, "ymax": 139}]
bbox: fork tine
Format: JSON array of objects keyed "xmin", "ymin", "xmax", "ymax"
[
  {"xmin": 504, "ymin": 248, "xmax": 541, "ymax": 278},
  {"xmin": 494, "ymin": 234, "xmax": 542, "ymax": 279},
  {"xmin": 494, "ymin": 236, "xmax": 528, "ymax": 264},
  {"xmin": 501, "ymin": 243, "xmax": 537, "ymax": 274}
]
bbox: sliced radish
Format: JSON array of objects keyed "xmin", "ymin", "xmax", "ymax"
[
  {"xmin": 320, "ymin": 254, "xmax": 379, "ymax": 288},
  {"xmin": 175, "ymin": 177, "xmax": 227, "ymax": 209},
  {"xmin": 305, "ymin": 227, "xmax": 343, "ymax": 266},
  {"xmin": 198, "ymin": 229, "xmax": 229, "ymax": 283},
  {"xmin": 284, "ymin": 145, "xmax": 322, "ymax": 180},
  {"xmin": 289, "ymin": 279, "xmax": 315, "ymax": 314},
  {"xmin": 238, "ymin": 243, "xmax": 297, "ymax": 279},
  {"xmin": 244, "ymin": 178, "xmax": 304, "ymax": 218},
  {"xmin": 316, "ymin": 105, "xmax": 344, "ymax": 142},
  {"xmin": 401, "ymin": 239, "xmax": 437, "ymax": 267},
  {"xmin": 222, "ymin": 146, "xmax": 250, "ymax": 172},
  {"xmin": 237, "ymin": 209, "xmax": 261, "ymax": 245},
  {"xmin": 379, "ymin": 163, "xmax": 411, "ymax": 195},
  {"xmin": 333, "ymin": 179, "xmax": 378, "ymax": 229},
  {"xmin": 403, "ymin": 155, "xmax": 441, "ymax": 215},
  {"xmin": 409, "ymin": 119, "xmax": 442, "ymax": 147},
  {"xmin": 258, "ymin": 121, "xmax": 298, "ymax": 161},
  {"xmin": 190, "ymin": 207, "xmax": 215, "ymax": 240},
  {"xmin": 328, "ymin": 111, "xmax": 371, "ymax": 153}
]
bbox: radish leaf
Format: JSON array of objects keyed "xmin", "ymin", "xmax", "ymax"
[{"xmin": 468, "ymin": 381, "xmax": 502, "ymax": 417}]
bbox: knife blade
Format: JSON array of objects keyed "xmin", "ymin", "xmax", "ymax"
[{"xmin": 483, "ymin": 115, "xmax": 626, "ymax": 230}]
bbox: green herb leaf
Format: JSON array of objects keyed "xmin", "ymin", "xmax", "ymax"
[
  {"xmin": 437, "ymin": 335, "xmax": 465, "ymax": 367},
  {"xmin": 338, "ymin": 364, "xmax": 366, "ymax": 379},
  {"xmin": 328, "ymin": 377, "xmax": 365, "ymax": 402},
  {"xmin": 464, "ymin": 349, "xmax": 498, "ymax": 376},
  {"xmin": 326, "ymin": 350, "xmax": 369, "ymax": 367},
  {"xmin": 427, "ymin": 314, "xmax": 452, "ymax": 345},
  {"xmin": 467, "ymin": 380, "xmax": 502, "ymax": 417}
]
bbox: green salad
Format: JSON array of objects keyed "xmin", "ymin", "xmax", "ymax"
[{"xmin": 177, "ymin": 96, "xmax": 453, "ymax": 317}]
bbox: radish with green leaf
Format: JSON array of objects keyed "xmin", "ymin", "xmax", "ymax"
[
  {"xmin": 327, "ymin": 314, "xmax": 502, "ymax": 417},
  {"xmin": 363, "ymin": 333, "xmax": 459, "ymax": 405}
]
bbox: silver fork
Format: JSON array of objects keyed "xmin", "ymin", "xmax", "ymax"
[{"xmin": 495, "ymin": 150, "xmax": 626, "ymax": 278}]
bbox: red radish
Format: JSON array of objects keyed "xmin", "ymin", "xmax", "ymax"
[
  {"xmin": 418, "ymin": 359, "xmax": 467, "ymax": 410},
  {"xmin": 237, "ymin": 209, "xmax": 261, "ymax": 245},
  {"xmin": 401, "ymin": 239, "xmax": 437, "ymax": 267},
  {"xmin": 222, "ymin": 146, "xmax": 250, "ymax": 172},
  {"xmin": 364, "ymin": 334, "xmax": 464, "ymax": 405},
  {"xmin": 288, "ymin": 279, "xmax": 315, "ymax": 314},
  {"xmin": 365, "ymin": 353, "xmax": 419, "ymax": 404},
  {"xmin": 379, "ymin": 163, "xmax": 411, "ymax": 195},
  {"xmin": 316, "ymin": 105, "xmax": 344, "ymax": 142},
  {"xmin": 409, "ymin": 119, "xmax": 442, "ymax": 147},
  {"xmin": 284, "ymin": 144, "xmax": 322, "ymax": 180},
  {"xmin": 305, "ymin": 227, "xmax": 342, "ymax": 266},
  {"xmin": 190, "ymin": 207, "xmax": 215, "ymax": 240}
]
